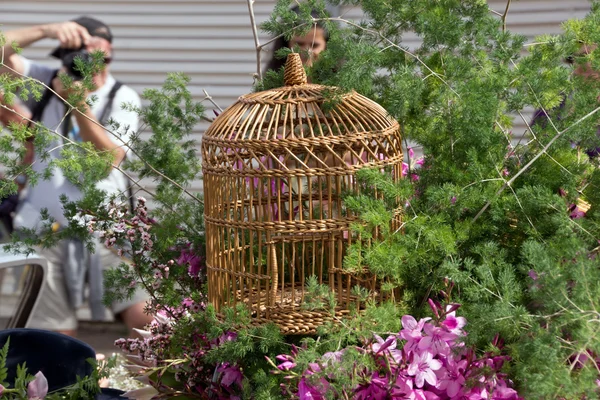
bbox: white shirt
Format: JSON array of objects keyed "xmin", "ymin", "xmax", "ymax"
[{"xmin": 14, "ymin": 57, "xmax": 141, "ymax": 231}]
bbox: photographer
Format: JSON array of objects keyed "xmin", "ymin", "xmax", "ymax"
[{"xmin": 0, "ymin": 17, "xmax": 152, "ymax": 337}]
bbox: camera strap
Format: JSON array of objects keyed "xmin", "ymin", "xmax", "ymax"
[
  {"xmin": 30, "ymin": 71, "xmax": 123, "ymax": 136},
  {"xmin": 29, "ymin": 75, "xmax": 133, "ymax": 211},
  {"xmin": 29, "ymin": 69, "xmax": 60, "ymax": 126},
  {"xmin": 99, "ymin": 80, "xmax": 123, "ymax": 125}
]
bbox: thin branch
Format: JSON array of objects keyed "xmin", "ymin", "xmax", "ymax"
[
  {"xmin": 0, "ymin": 103, "xmax": 156, "ymax": 201},
  {"xmin": 0, "ymin": 63, "xmax": 203, "ymax": 205},
  {"xmin": 252, "ymin": 15, "xmax": 459, "ymax": 96},
  {"xmin": 247, "ymin": 0, "xmax": 263, "ymax": 81},
  {"xmin": 202, "ymin": 89, "xmax": 223, "ymax": 112},
  {"xmin": 472, "ymin": 104, "xmax": 600, "ymax": 223},
  {"xmin": 320, "ymin": 17, "xmax": 459, "ymax": 97},
  {"xmin": 501, "ymin": 0, "xmax": 512, "ymax": 33}
]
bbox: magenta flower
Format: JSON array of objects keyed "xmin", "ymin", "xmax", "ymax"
[
  {"xmin": 442, "ymin": 306, "xmax": 467, "ymax": 335},
  {"xmin": 275, "ymin": 355, "xmax": 297, "ymax": 371},
  {"xmin": 419, "ymin": 323, "xmax": 458, "ymax": 356},
  {"xmin": 177, "ymin": 246, "xmax": 204, "ymax": 277},
  {"xmin": 400, "ymin": 315, "xmax": 430, "ymax": 353},
  {"xmin": 490, "ymin": 382, "xmax": 522, "ymax": 400},
  {"xmin": 218, "ymin": 331, "xmax": 237, "ymax": 345},
  {"xmin": 371, "ymin": 334, "xmax": 402, "ymax": 363},
  {"xmin": 27, "ymin": 371, "xmax": 48, "ymax": 400},
  {"xmin": 528, "ymin": 270, "xmax": 538, "ymax": 281},
  {"xmin": 321, "ymin": 350, "xmax": 344, "ymax": 366},
  {"xmin": 270, "ymin": 309, "xmax": 521, "ymax": 400},
  {"xmin": 217, "ymin": 363, "xmax": 243, "ymax": 390},
  {"xmin": 390, "ymin": 374, "xmax": 415, "ymax": 399},
  {"xmin": 407, "ymin": 351, "xmax": 442, "ymax": 388},
  {"xmin": 298, "ymin": 377, "xmax": 327, "ymax": 400},
  {"xmin": 435, "ymin": 356, "xmax": 467, "ymax": 397},
  {"xmin": 415, "ymin": 389, "xmax": 442, "ymax": 399},
  {"xmin": 277, "ymin": 360, "xmax": 297, "ymax": 371},
  {"xmin": 568, "ymin": 203, "xmax": 586, "ymax": 219},
  {"xmin": 402, "ymin": 147, "xmax": 425, "ymax": 181},
  {"xmin": 354, "ymin": 372, "xmax": 389, "ymax": 400}
]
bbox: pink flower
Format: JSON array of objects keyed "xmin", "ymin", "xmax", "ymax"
[
  {"xmin": 321, "ymin": 350, "xmax": 344, "ymax": 366},
  {"xmin": 298, "ymin": 377, "xmax": 326, "ymax": 400},
  {"xmin": 177, "ymin": 246, "xmax": 204, "ymax": 277},
  {"xmin": 568, "ymin": 203, "xmax": 586, "ymax": 219},
  {"xmin": 27, "ymin": 371, "xmax": 48, "ymax": 400},
  {"xmin": 407, "ymin": 351, "xmax": 442, "ymax": 388},
  {"xmin": 390, "ymin": 374, "xmax": 415, "ymax": 399},
  {"xmin": 435, "ymin": 356, "xmax": 467, "ymax": 397},
  {"xmin": 528, "ymin": 270, "xmax": 538, "ymax": 281},
  {"xmin": 354, "ymin": 372, "xmax": 389, "ymax": 400},
  {"xmin": 442, "ymin": 306, "xmax": 467, "ymax": 335},
  {"xmin": 400, "ymin": 315, "xmax": 431, "ymax": 353},
  {"xmin": 491, "ymin": 383, "xmax": 521, "ymax": 400},
  {"xmin": 402, "ymin": 148, "xmax": 425, "ymax": 180},
  {"xmin": 277, "ymin": 361, "xmax": 296, "ymax": 371},
  {"xmin": 414, "ymin": 389, "xmax": 442, "ymax": 399},
  {"xmin": 371, "ymin": 334, "xmax": 402, "ymax": 363},
  {"xmin": 0, "ymin": 384, "xmax": 4, "ymax": 395},
  {"xmin": 217, "ymin": 363, "xmax": 243, "ymax": 389},
  {"xmin": 419, "ymin": 324, "xmax": 458, "ymax": 356}
]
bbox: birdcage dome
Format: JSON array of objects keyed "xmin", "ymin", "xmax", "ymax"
[{"xmin": 202, "ymin": 53, "xmax": 403, "ymax": 334}]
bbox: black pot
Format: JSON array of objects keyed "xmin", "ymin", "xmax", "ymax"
[{"xmin": 0, "ymin": 328, "xmax": 126, "ymax": 399}]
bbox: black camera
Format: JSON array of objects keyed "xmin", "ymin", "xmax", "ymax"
[{"xmin": 61, "ymin": 49, "xmax": 93, "ymax": 80}]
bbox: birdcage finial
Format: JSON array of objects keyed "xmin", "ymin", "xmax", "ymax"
[{"xmin": 283, "ymin": 53, "xmax": 307, "ymax": 86}]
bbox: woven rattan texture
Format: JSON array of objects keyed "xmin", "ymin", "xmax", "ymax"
[{"xmin": 202, "ymin": 53, "xmax": 403, "ymax": 334}]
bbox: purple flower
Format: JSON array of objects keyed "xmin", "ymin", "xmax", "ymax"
[
  {"xmin": 419, "ymin": 324, "xmax": 458, "ymax": 356},
  {"xmin": 275, "ymin": 354, "xmax": 297, "ymax": 371},
  {"xmin": 400, "ymin": 315, "xmax": 430, "ymax": 353},
  {"xmin": 277, "ymin": 361, "xmax": 297, "ymax": 371},
  {"xmin": 298, "ymin": 377, "xmax": 326, "ymax": 400},
  {"xmin": 407, "ymin": 351, "xmax": 442, "ymax": 388},
  {"xmin": 442, "ymin": 306, "xmax": 467, "ymax": 335},
  {"xmin": 27, "ymin": 371, "xmax": 48, "ymax": 400},
  {"xmin": 321, "ymin": 350, "xmax": 344, "ymax": 366},
  {"xmin": 218, "ymin": 331, "xmax": 238, "ymax": 345},
  {"xmin": 177, "ymin": 246, "xmax": 204, "ymax": 277},
  {"xmin": 490, "ymin": 382, "xmax": 522, "ymax": 400},
  {"xmin": 528, "ymin": 269, "xmax": 538, "ymax": 281},
  {"xmin": 354, "ymin": 372, "xmax": 389, "ymax": 400},
  {"xmin": 435, "ymin": 357, "xmax": 466, "ymax": 397},
  {"xmin": 568, "ymin": 203, "xmax": 586, "ymax": 219},
  {"xmin": 371, "ymin": 334, "xmax": 402, "ymax": 364},
  {"xmin": 390, "ymin": 374, "xmax": 415, "ymax": 399},
  {"xmin": 217, "ymin": 363, "xmax": 243, "ymax": 390}
]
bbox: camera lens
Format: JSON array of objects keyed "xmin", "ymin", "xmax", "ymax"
[{"xmin": 62, "ymin": 50, "xmax": 92, "ymax": 80}]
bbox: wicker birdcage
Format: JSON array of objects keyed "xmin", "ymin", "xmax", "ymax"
[{"xmin": 201, "ymin": 53, "xmax": 403, "ymax": 334}]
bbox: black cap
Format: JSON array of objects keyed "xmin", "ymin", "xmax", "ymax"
[{"xmin": 50, "ymin": 16, "xmax": 113, "ymax": 59}]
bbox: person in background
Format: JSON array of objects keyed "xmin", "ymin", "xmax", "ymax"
[
  {"xmin": 0, "ymin": 94, "xmax": 30, "ymax": 236},
  {"xmin": 264, "ymin": 6, "xmax": 330, "ymax": 74},
  {"xmin": 0, "ymin": 16, "xmax": 153, "ymax": 337}
]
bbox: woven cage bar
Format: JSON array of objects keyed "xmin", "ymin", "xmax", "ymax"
[{"xmin": 202, "ymin": 53, "xmax": 403, "ymax": 334}]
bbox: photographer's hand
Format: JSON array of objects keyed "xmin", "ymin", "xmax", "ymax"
[{"xmin": 41, "ymin": 21, "xmax": 91, "ymax": 50}]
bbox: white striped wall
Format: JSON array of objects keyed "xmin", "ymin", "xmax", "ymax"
[{"xmin": 0, "ymin": 0, "xmax": 593, "ymax": 192}]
